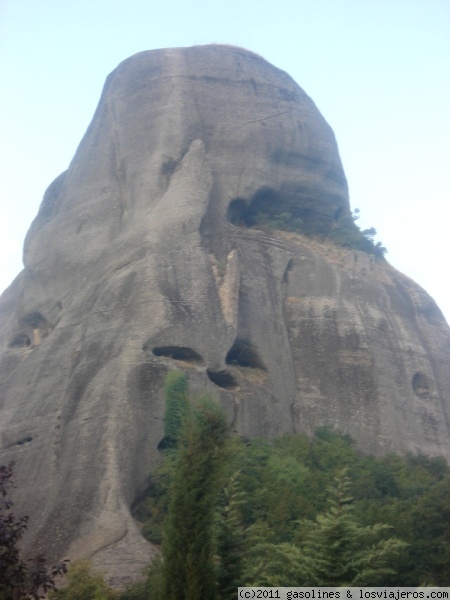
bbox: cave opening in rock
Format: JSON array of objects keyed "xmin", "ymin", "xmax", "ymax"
[
  {"xmin": 19, "ymin": 311, "xmax": 47, "ymax": 329},
  {"xmin": 283, "ymin": 259, "xmax": 294, "ymax": 284},
  {"xmin": 16, "ymin": 436, "xmax": 33, "ymax": 446},
  {"xmin": 227, "ymin": 187, "xmax": 332, "ymax": 236},
  {"xmin": 8, "ymin": 334, "xmax": 31, "ymax": 349},
  {"xmin": 227, "ymin": 198, "xmax": 248, "ymax": 226},
  {"xmin": 206, "ymin": 369, "xmax": 238, "ymax": 390},
  {"xmin": 227, "ymin": 189, "xmax": 281, "ymax": 228},
  {"xmin": 226, "ymin": 339, "xmax": 266, "ymax": 370},
  {"xmin": 149, "ymin": 345, "xmax": 205, "ymax": 365},
  {"xmin": 412, "ymin": 372, "xmax": 431, "ymax": 399},
  {"xmin": 334, "ymin": 207, "xmax": 346, "ymax": 221}
]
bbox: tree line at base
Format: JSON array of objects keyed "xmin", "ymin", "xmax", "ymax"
[{"xmin": 3, "ymin": 371, "xmax": 450, "ymax": 598}]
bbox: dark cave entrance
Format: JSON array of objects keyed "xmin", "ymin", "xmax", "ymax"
[
  {"xmin": 149, "ymin": 346, "xmax": 205, "ymax": 365},
  {"xmin": 206, "ymin": 369, "xmax": 238, "ymax": 390},
  {"xmin": 226, "ymin": 187, "xmax": 333, "ymax": 236},
  {"xmin": 226, "ymin": 339, "xmax": 266, "ymax": 370}
]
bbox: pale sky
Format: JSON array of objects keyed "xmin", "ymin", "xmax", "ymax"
[{"xmin": 1, "ymin": 0, "xmax": 449, "ymax": 324}]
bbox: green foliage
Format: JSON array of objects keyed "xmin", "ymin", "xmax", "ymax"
[
  {"xmin": 329, "ymin": 209, "xmax": 387, "ymax": 257},
  {"xmin": 255, "ymin": 211, "xmax": 304, "ymax": 233},
  {"xmin": 243, "ymin": 470, "xmax": 407, "ymax": 586},
  {"xmin": 133, "ymin": 424, "xmax": 450, "ymax": 591},
  {"xmin": 48, "ymin": 561, "xmax": 116, "ymax": 600},
  {"xmin": 132, "ymin": 455, "xmax": 176, "ymax": 544},
  {"xmin": 392, "ymin": 477, "xmax": 450, "ymax": 586},
  {"xmin": 118, "ymin": 559, "xmax": 163, "ymax": 600},
  {"xmin": 252, "ymin": 206, "xmax": 387, "ymax": 257},
  {"xmin": 215, "ymin": 472, "xmax": 246, "ymax": 599},
  {"xmin": 161, "ymin": 396, "xmax": 230, "ymax": 600},
  {"xmin": 132, "ymin": 371, "xmax": 189, "ymax": 542},
  {"xmin": 118, "ymin": 580, "xmax": 148, "ymax": 600},
  {"xmin": 163, "ymin": 371, "xmax": 189, "ymax": 448},
  {"xmin": 243, "ymin": 520, "xmax": 305, "ymax": 586},
  {"xmin": 295, "ymin": 470, "xmax": 407, "ymax": 586}
]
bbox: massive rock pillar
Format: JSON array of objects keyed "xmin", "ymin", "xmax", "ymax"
[{"xmin": 1, "ymin": 45, "xmax": 449, "ymax": 581}]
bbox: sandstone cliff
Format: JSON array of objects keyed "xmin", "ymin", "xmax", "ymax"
[{"xmin": 1, "ymin": 45, "xmax": 449, "ymax": 582}]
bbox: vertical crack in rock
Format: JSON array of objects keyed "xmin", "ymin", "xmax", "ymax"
[{"xmin": 210, "ymin": 249, "xmax": 240, "ymax": 329}]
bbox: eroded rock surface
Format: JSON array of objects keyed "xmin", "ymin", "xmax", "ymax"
[{"xmin": 1, "ymin": 45, "xmax": 449, "ymax": 582}]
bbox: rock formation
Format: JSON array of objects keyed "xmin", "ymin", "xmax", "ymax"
[{"xmin": 1, "ymin": 45, "xmax": 449, "ymax": 582}]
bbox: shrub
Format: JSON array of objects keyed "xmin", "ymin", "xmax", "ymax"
[
  {"xmin": 329, "ymin": 212, "xmax": 387, "ymax": 257},
  {"xmin": 49, "ymin": 561, "xmax": 116, "ymax": 600}
]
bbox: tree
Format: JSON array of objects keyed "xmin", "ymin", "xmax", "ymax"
[
  {"xmin": 403, "ymin": 477, "xmax": 450, "ymax": 585},
  {"xmin": 243, "ymin": 470, "xmax": 407, "ymax": 586},
  {"xmin": 0, "ymin": 462, "xmax": 68, "ymax": 600},
  {"xmin": 161, "ymin": 371, "xmax": 189, "ymax": 449},
  {"xmin": 296, "ymin": 470, "xmax": 407, "ymax": 585},
  {"xmin": 328, "ymin": 209, "xmax": 387, "ymax": 257},
  {"xmin": 131, "ymin": 426, "xmax": 450, "ymax": 590},
  {"xmin": 49, "ymin": 561, "xmax": 116, "ymax": 600},
  {"xmin": 161, "ymin": 396, "xmax": 230, "ymax": 600},
  {"xmin": 132, "ymin": 372, "xmax": 189, "ymax": 543},
  {"xmin": 215, "ymin": 472, "xmax": 246, "ymax": 600}
]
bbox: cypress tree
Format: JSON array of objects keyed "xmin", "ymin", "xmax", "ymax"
[
  {"xmin": 162, "ymin": 371, "xmax": 189, "ymax": 448},
  {"xmin": 161, "ymin": 396, "xmax": 229, "ymax": 600}
]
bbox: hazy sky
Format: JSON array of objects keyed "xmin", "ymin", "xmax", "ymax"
[{"xmin": 1, "ymin": 0, "xmax": 449, "ymax": 323}]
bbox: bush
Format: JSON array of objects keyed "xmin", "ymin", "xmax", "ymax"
[
  {"xmin": 329, "ymin": 212, "xmax": 387, "ymax": 257},
  {"xmin": 49, "ymin": 561, "xmax": 116, "ymax": 600},
  {"xmin": 255, "ymin": 211, "xmax": 304, "ymax": 234},
  {"xmin": 253, "ymin": 207, "xmax": 387, "ymax": 257}
]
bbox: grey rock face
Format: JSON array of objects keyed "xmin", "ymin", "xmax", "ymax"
[{"xmin": 1, "ymin": 45, "xmax": 449, "ymax": 581}]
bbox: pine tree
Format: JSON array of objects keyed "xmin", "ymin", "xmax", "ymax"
[
  {"xmin": 297, "ymin": 469, "xmax": 407, "ymax": 585},
  {"xmin": 243, "ymin": 521, "xmax": 304, "ymax": 587},
  {"xmin": 243, "ymin": 469, "xmax": 407, "ymax": 586}
]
